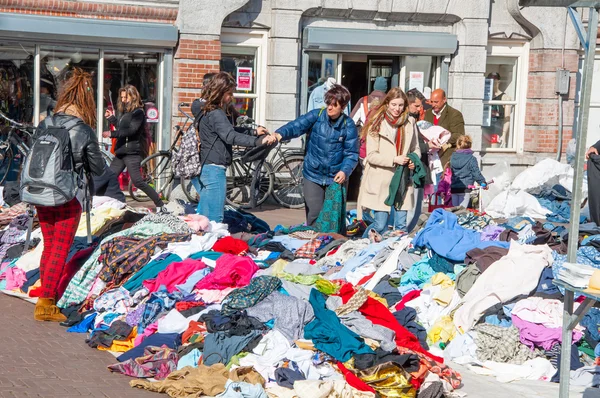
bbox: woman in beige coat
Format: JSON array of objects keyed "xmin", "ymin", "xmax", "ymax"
[{"xmin": 357, "ymin": 87, "xmax": 419, "ymax": 237}]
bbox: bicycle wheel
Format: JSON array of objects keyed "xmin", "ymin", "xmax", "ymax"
[
  {"xmin": 272, "ymin": 154, "xmax": 305, "ymax": 209},
  {"xmin": 0, "ymin": 145, "xmax": 14, "ymax": 185},
  {"xmin": 128, "ymin": 151, "xmax": 173, "ymax": 202},
  {"xmin": 226, "ymin": 159, "xmax": 274, "ymax": 208},
  {"xmin": 181, "ymin": 177, "xmax": 199, "ymax": 203}
]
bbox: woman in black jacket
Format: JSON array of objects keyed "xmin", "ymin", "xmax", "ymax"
[
  {"xmin": 103, "ymin": 85, "xmax": 164, "ymax": 209},
  {"xmin": 192, "ymin": 72, "xmax": 275, "ymax": 222},
  {"xmin": 34, "ymin": 68, "xmax": 105, "ymax": 322}
]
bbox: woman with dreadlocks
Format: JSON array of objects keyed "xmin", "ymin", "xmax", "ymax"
[
  {"xmin": 356, "ymin": 87, "xmax": 420, "ymax": 237},
  {"xmin": 33, "ymin": 67, "xmax": 105, "ymax": 322}
]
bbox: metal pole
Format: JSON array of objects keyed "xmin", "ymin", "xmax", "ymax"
[
  {"xmin": 97, "ymin": 49, "xmax": 105, "ymax": 141},
  {"xmin": 33, "ymin": 45, "xmax": 40, "ymax": 127},
  {"xmin": 560, "ymin": 6, "xmax": 598, "ymax": 398}
]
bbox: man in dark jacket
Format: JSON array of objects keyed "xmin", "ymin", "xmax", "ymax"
[
  {"xmin": 424, "ymin": 89, "xmax": 465, "ymax": 167},
  {"xmin": 274, "ymin": 84, "xmax": 359, "ymax": 226}
]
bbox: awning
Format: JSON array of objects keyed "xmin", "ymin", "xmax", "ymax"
[
  {"xmin": 0, "ymin": 13, "xmax": 178, "ymax": 49},
  {"xmin": 303, "ymin": 27, "xmax": 457, "ymax": 55}
]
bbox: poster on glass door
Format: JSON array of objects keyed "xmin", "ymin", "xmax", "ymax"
[
  {"xmin": 408, "ymin": 71, "xmax": 424, "ymax": 93},
  {"xmin": 237, "ymin": 67, "xmax": 253, "ymax": 91}
]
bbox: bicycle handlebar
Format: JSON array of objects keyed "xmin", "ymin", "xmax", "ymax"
[
  {"xmin": 178, "ymin": 102, "xmax": 194, "ymax": 120},
  {"xmin": 0, "ymin": 111, "xmax": 30, "ymax": 130}
]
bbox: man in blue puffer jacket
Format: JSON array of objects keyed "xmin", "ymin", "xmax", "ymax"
[{"xmin": 274, "ymin": 84, "xmax": 359, "ymax": 226}]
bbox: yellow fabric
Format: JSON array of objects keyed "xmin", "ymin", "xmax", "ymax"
[
  {"xmin": 76, "ymin": 207, "xmax": 126, "ymax": 237},
  {"xmin": 429, "ymin": 273, "xmax": 455, "ymax": 306},
  {"xmin": 314, "ymin": 279, "xmax": 340, "ymax": 295},
  {"xmin": 130, "ymin": 364, "xmax": 230, "ymax": 397},
  {"xmin": 427, "ymin": 316, "xmax": 457, "ymax": 345},
  {"xmin": 366, "ymin": 291, "xmax": 388, "ymax": 307},
  {"xmin": 357, "ymin": 362, "xmax": 416, "ymax": 398},
  {"xmin": 98, "ymin": 327, "xmax": 137, "ymax": 352},
  {"xmin": 269, "ymin": 259, "xmax": 289, "ymax": 277}
]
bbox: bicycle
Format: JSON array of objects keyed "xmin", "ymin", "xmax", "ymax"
[
  {"xmin": 0, "ymin": 111, "xmax": 34, "ymax": 185},
  {"xmin": 269, "ymin": 139, "xmax": 305, "ymax": 209}
]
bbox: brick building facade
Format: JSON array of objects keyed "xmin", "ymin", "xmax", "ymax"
[{"xmin": 0, "ymin": 0, "xmax": 593, "ymax": 175}]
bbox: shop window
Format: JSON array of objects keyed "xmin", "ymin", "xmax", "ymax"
[
  {"xmin": 39, "ymin": 46, "xmax": 99, "ymax": 123},
  {"xmin": 483, "ymin": 53, "xmax": 521, "ymax": 151},
  {"xmin": 0, "ymin": 42, "xmax": 35, "ymax": 124},
  {"xmin": 103, "ymin": 51, "xmax": 160, "ymax": 155},
  {"xmin": 404, "ymin": 56, "xmax": 436, "ymax": 96},
  {"xmin": 221, "ymin": 46, "xmax": 257, "ymax": 121}
]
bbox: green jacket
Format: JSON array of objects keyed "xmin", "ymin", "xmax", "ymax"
[
  {"xmin": 385, "ymin": 152, "xmax": 427, "ymax": 210},
  {"xmin": 424, "ymin": 105, "xmax": 466, "ymax": 167}
]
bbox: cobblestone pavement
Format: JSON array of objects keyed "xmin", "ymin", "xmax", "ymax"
[{"xmin": 0, "ymin": 294, "xmax": 155, "ymax": 398}]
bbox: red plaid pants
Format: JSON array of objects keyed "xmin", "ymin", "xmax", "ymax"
[{"xmin": 36, "ymin": 198, "xmax": 82, "ymax": 300}]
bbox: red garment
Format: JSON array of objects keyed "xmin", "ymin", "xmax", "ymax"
[
  {"xmin": 175, "ymin": 301, "xmax": 205, "ymax": 312},
  {"xmin": 212, "ymin": 236, "xmax": 249, "ymax": 255},
  {"xmin": 182, "ymin": 320, "xmax": 207, "ymax": 344},
  {"xmin": 357, "ymin": 273, "xmax": 375, "ymax": 286},
  {"xmin": 433, "ymin": 115, "xmax": 440, "ymax": 125},
  {"xmin": 57, "ymin": 245, "xmax": 96, "ymax": 299},
  {"xmin": 336, "ymin": 362, "xmax": 376, "ymax": 394},
  {"xmin": 194, "ymin": 254, "xmax": 258, "ymax": 290},
  {"xmin": 143, "ymin": 258, "xmax": 206, "ymax": 293},
  {"xmin": 393, "ymin": 290, "xmax": 422, "ymax": 312},
  {"xmin": 36, "ymin": 198, "xmax": 82, "ymax": 300},
  {"xmin": 336, "ymin": 284, "xmax": 442, "ymax": 363}
]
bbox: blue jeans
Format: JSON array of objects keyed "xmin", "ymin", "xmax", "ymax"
[
  {"xmin": 191, "ymin": 164, "xmax": 227, "ymax": 222},
  {"xmin": 362, "ymin": 208, "xmax": 407, "ymax": 238},
  {"xmin": 451, "ymin": 193, "xmax": 471, "ymax": 208}
]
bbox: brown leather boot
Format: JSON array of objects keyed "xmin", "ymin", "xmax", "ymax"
[{"xmin": 34, "ymin": 298, "xmax": 67, "ymax": 322}]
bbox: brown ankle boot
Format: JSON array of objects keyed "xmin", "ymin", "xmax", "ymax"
[{"xmin": 34, "ymin": 298, "xmax": 67, "ymax": 322}]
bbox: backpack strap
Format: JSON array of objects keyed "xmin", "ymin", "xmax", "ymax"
[{"xmin": 22, "ymin": 205, "xmax": 35, "ymax": 254}]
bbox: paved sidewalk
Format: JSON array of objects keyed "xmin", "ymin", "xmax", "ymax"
[{"xmin": 0, "ymin": 294, "xmax": 154, "ymax": 398}]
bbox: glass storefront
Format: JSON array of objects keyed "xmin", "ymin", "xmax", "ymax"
[{"xmin": 0, "ymin": 42, "xmax": 35, "ymax": 124}]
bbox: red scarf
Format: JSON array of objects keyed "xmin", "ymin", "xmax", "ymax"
[{"xmin": 385, "ymin": 111, "xmax": 405, "ymax": 155}]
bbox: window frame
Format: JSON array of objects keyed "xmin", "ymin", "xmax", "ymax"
[
  {"xmin": 484, "ymin": 40, "xmax": 530, "ymax": 154},
  {"xmin": 221, "ymin": 28, "xmax": 268, "ymax": 125}
]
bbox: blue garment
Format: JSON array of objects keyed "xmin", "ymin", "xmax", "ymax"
[
  {"xmin": 485, "ymin": 315, "xmax": 512, "ymax": 328},
  {"xmin": 268, "ymin": 235, "xmax": 307, "ymax": 252},
  {"xmin": 331, "ymin": 238, "xmax": 396, "ymax": 279},
  {"xmin": 193, "ymin": 164, "xmax": 227, "ymax": 222},
  {"xmin": 304, "ymin": 289, "xmax": 373, "ymax": 362},
  {"xmin": 581, "ymin": 308, "xmax": 600, "ymax": 343},
  {"xmin": 138, "ymin": 290, "xmax": 183, "ymax": 333},
  {"xmin": 176, "ymin": 268, "xmax": 211, "ymax": 294},
  {"xmin": 67, "ymin": 313, "xmax": 97, "ymax": 333},
  {"xmin": 535, "ymin": 267, "xmax": 560, "ymax": 296},
  {"xmin": 502, "ymin": 216, "xmax": 536, "ymax": 232},
  {"xmin": 276, "ymin": 109, "xmax": 358, "ymax": 186},
  {"xmin": 123, "ymin": 254, "xmax": 182, "ymax": 293},
  {"xmin": 412, "ymin": 209, "xmax": 510, "ymax": 262},
  {"xmin": 177, "ymin": 348, "xmax": 201, "ymax": 370},
  {"xmin": 400, "ymin": 259, "xmax": 435, "ymax": 288},
  {"xmin": 216, "ymin": 380, "xmax": 268, "ymax": 398},
  {"xmin": 362, "ymin": 209, "xmax": 407, "ymax": 238},
  {"xmin": 203, "ymin": 330, "xmax": 263, "ymax": 366},
  {"xmin": 540, "ymin": 199, "xmax": 587, "ymax": 224},
  {"xmin": 450, "ymin": 149, "xmax": 486, "ymax": 192},
  {"xmin": 117, "ymin": 333, "xmax": 181, "ymax": 362}
]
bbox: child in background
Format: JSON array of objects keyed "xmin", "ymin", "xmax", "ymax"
[{"xmin": 450, "ymin": 135, "xmax": 486, "ymax": 208}]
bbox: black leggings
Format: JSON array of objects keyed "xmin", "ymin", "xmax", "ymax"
[{"xmin": 109, "ymin": 154, "xmax": 164, "ymax": 207}]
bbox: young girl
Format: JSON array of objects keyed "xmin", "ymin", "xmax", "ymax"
[{"xmin": 450, "ymin": 135, "xmax": 486, "ymax": 208}]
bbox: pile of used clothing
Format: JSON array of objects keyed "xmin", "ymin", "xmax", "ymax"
[{"xmin": 1, "ymin": 157, "xmax": 600, "ymax": 397}]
